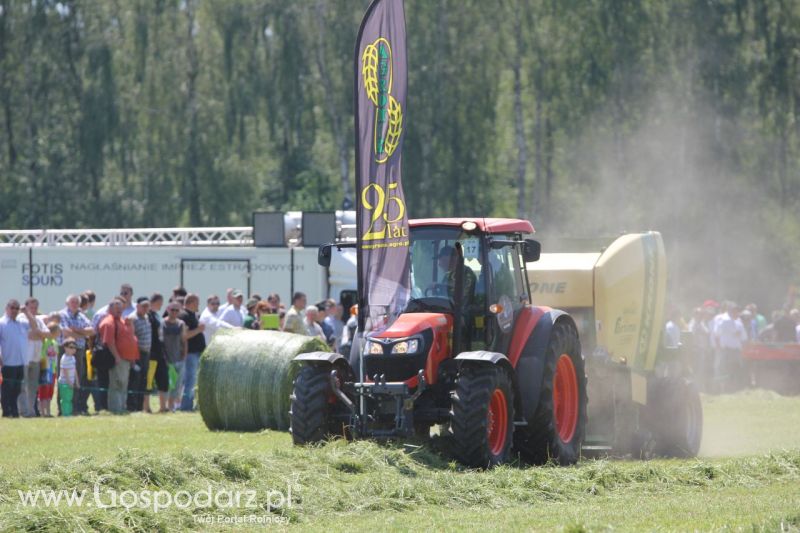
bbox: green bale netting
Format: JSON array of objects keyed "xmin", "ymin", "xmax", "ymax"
[{"xmin": 198, "ymin": 329, "xmax": 329, "ymax": 431}]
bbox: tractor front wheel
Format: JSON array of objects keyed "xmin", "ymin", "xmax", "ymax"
[
  {"xmin": 518, "ymin": 320, "xmax": 587, "ymax": 465},
  {"xmin": 290, "ymin": 364, "xmax": 350, "ymax": 444},
  {"xmin": 449, "ymin": 365, "xmax": 514, "ymax": 468}
]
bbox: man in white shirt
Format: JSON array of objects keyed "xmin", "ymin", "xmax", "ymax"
[
  {"xmin": 199, "ymin": 295, "xmax": 235, "ymax": 345},
  {"xmin": 304, "ymin": 306, "xmax": 326, "ymax": 341},
  {"xmin": 218, "ymin": 290, "xmax": 244, "ymax": 328},
  {"xmin": 713, "ymin": 304, "xmax": 748, "ymax": 393},
  {"xmin": 17, "ymin": 298, "xmax": 49, "ymax": 417},
  {"xmin": 663, "ymin": 308, "xmax": 682, "ymax": 348},
  {"xmin": 1, "ymin": 299, "xmax": 45, "ymax": 417}
]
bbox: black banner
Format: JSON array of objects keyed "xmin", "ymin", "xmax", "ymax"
[{"xmin": 355, "ymin": 0, "xmax": 410, "ymax": 332}]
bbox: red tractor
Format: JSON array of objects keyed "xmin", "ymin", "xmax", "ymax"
[{"xmin": 290, "ymin": 218, "xmax": 587, "ymax": 467}]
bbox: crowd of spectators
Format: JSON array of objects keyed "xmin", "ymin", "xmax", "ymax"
[
  {"xmin": 0, "ymin": 284, "xmax": 351, "ymax": 418},
  {"xmin": 668, "ymin": 300, "xmax": 800, "ymax": 393}
]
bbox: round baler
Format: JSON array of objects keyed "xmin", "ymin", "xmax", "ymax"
[{"xmin": 527, "ymin": 231, "xmax": 703, "ymax": 458}]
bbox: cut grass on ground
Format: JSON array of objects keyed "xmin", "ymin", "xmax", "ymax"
[{"xmin": 0, "ymin": 390, "xmax": 798, "ymax": 531}]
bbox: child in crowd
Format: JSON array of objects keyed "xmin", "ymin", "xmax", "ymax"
[
  {"xmin": 58, "ymin": 338, "xmax": 79, "ymax": 417},
  {"xmin": 37, "ymin": 321, "xmax": 61, "ymax": 417}
]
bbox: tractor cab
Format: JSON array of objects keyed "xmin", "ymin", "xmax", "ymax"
[{"xmin": 385, "ymin": 219, "xmax": 540, "ymax": 358}]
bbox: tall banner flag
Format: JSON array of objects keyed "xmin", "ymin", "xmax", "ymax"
[{"xmin": 355, "ymin": 0, "xmax": 410, "ymax": 332}]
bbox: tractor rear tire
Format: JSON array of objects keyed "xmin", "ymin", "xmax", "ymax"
[
  {"xmin": 648, "ymin": 377, "xmax": 702, "ymax": 458},
  {"xmin": 449, "ymin": 365, "xmax": 514, "ymax": 468},
  {"xmin": 290, "ymin": 364, "xmax": 349, "ymax": 444},
  {"xmin": 517, "ymin": 320, "xmax": 587, "ymax": 465}
]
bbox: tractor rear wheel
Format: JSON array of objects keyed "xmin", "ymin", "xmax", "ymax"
[
  {"xmin": 290, "ymin": 364, "xmax": 349, "ymax": 444},
  {"xmin": 449, "ymin": 365, "xmax": 514, "ymax": 468},
  {"xmin": 517, "ymin": 320, "xmax": 587, "ymax": 465}
]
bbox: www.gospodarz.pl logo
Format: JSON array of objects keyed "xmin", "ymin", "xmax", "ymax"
[
  {"xmin": 362, "ymin": 37, "xmax": 402, "ymax": 164},
  {"xmin": 17, "ymin": 482, "xmax": 294, "ymax": 514}
]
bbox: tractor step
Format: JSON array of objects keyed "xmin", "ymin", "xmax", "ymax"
[{"xmin": 581, "ymin": 445, "xmax": 613, "ymax": 452}]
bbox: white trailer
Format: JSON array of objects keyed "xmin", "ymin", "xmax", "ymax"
[{"xmin": 0, "ymin": 219, "xmax": 357, "ymax": 313}]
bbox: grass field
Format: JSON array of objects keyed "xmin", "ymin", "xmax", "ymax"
[{"xmin": 1, "ymin": 390, "xmax": 799, "ymax": 532}]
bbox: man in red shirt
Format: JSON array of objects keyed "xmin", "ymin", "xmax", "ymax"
[{"xmin": 99, "ymin": 298, "xmax": 139, "ymax": 413}]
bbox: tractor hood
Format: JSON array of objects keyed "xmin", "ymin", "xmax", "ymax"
[{"xmin": 371, "ymin": 312, "xmax": 452, "ymax": 340}]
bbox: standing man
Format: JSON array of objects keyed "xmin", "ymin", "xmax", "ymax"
[
  {"xmin": 714, "ymin": 303, "xmax": 748, "ymax": 393},
  {"xmin": 179, "ymin": 293, "xmax": 206, "ymax": 411},
  {"xmin": 17, "ymin": 298, "xmax": 49, "ymax": 417},
  {"xmin": 219, "ymin": 290, "xmax": 244, "ymax": 328},
  {"xmin": 92, "ymin": 283, "xmax": 136, "ymax": 329},
  {"xmin": 128, "ymin": 297, "xmax": 152, "ymax": 412},
  {"xmin": 199, "ymin": 295, "xmax": 234, "ymax": 345},
  {"xmin": 282, "ymin": 292, "xmax": 307, "ymax": 335},
  {"xmin": 119, "ymin": 284, "xmax": 136, "ymax": 318},
  {"xmin": 218, "ymin": 288, "xmax": 235, "ymax": 316},
  {"xmin": 99, "ymin": 298, "xmax": 139, "ymax": 414},
  {"xmin": 59, "ymin": 294, "xmax": 95, "ymax": 414},
  {"xmin": 303, "ymin": 306, "xmax": 326, "ymax": 341},
  {"xmin": 0, "ymin": 300, "xmax": 41, "ymax": 417}
]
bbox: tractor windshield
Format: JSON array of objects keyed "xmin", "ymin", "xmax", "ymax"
[{"xmin": 406, "ymin": 226, "xmax": 485, "ymax": 313}]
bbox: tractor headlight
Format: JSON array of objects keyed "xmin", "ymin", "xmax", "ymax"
[
  {"xmin": 391, "ymin": 339, "xmax": 419, "ymax": 354},
  {"xmin": 365, "ymin": 341, "xmax": 384, "ymax": 355}
]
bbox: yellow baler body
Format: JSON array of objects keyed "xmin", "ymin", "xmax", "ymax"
[{"xmin": 527, "ymin": 232, "xmax": 667, "ymax": 373}]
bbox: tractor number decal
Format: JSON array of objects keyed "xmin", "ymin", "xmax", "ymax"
[
  {"xmin": 635, "ymin": 234, "xmax": 658, "ymax": 367},
  {"xmin": 362, "ymin": 38, "xmax": 402, "ymax": 163},
  {"xmin": 361, "ymin": 182, "xmax": 408, "ymax": 244}
]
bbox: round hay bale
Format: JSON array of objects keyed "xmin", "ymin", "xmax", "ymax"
[{"xmin": 198, "ymin": 329, "xmax": 329, "ymax": 431}]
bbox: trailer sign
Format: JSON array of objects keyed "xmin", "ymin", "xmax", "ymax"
[
  {"xmin": 0, "ymin": 244, "xmax": 356, "ymax": 313},
  {"xmin": 22, "ymin": 262, "xmax": 65, "ymax": 287}
]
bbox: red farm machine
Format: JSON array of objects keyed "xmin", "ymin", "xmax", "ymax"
[{"xmin": 290, "ymin": 218, "xmax": 586, "ymax": 467}]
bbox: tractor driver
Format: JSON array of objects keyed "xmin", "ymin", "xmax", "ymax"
[{"xmin": 437, "ymin": 245, "xmax": 477, "ymax": 307}]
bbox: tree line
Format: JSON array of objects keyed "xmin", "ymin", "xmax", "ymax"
[{"xmin": 0, "ymin": 0, "xmax": 798, "ymax": 307}]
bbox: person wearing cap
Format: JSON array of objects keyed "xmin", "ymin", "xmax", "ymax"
[
  {"xmin": 243, "ymin": 298, "xmax": 261, "ymax": 330},
  {"xmin": 219, "ymin": 290, "xmax": 244, "ymax": 328},
  {"xmin": 178, "ymin": 293, "xmax": 206, "ymax": 411},
  {"xmin": 127, "ymin": 297, "xmax": 153, "ymax": 412}
]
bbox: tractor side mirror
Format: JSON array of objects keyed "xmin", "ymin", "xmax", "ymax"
[
  {"xmin": 523, "ymin": 239, "xmax": 541, "ymax": 263},
  {"xmin": 318, "ymin": 244, "xmax": 333, "ymax": 267}
]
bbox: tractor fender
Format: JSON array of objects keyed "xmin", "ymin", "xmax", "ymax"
[
  {"xmin": 455, "ymin": 350, "xmax": 513, "ymax": 372},
  {"xmin": 293, "ymin": 351, "xmax": 356, "ymax": 381},
  {"xmin": 293, "ymin": 351, "xmax": 347, "ymax": 365},
  {"xmin": 512, "ymin": 307, "xmax": 578, "ymax": 424}
]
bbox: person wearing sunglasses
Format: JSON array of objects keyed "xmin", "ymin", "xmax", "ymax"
[
  {"xmin": 162, "ymin": 304, "xmax": 188, "ymax": 412},
  {"xmin": 198, "ymin": 295, "xmax": 235, "ymax": 346}
]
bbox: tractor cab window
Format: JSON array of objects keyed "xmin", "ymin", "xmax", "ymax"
[{"xmin": 407, "ymin": 226, "xmax": 484, "ymax": 313}]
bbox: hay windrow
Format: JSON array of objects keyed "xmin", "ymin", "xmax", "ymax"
[{"xmin": 198, "ymin": 329, "xmax": 329, "ymax": 431}]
